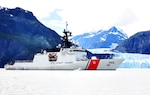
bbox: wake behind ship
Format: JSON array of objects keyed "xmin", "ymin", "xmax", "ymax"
[{"xmin": 5, "ymin": 23, "xmax": 124, "ymax": 70}]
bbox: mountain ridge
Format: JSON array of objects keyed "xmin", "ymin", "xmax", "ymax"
[
  {"xmin": 0, "ymin": 7, "xmax": 62, "ymax": 67},
  {"xmin": 115, "ymin": 30, "xmax": 150, "ymax": 54}
]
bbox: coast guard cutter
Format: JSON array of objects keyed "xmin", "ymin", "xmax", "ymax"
[{"xmin": 5, "ymin": 23, "xmax": 124, "ymax": 70}]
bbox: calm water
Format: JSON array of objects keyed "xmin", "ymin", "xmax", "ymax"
[{"xmin": 0, "ymin": 69, "xmax": 150, "ymax": 95}]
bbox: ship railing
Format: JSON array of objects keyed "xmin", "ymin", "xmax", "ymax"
[{"xmin": 15, "ymin": 60, "xmax": 33, "ymax": 63}]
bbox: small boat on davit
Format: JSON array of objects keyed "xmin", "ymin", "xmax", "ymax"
[{"xmin": 5, "ymin": 22, "xmax": 124, "ymax": 70}]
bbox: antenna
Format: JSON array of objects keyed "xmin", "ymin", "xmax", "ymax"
[
  {"xmin": 66, "ymin": 21, "xmax": 68, "ymax": 31},
  {"xmin": 62, "ymin": 21, "xmax": 72, "ymax": 48}
]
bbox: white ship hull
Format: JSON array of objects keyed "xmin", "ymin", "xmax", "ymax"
[{"xmin": 5, "ymin": 59, "xmax": 124, "ymax": 70}]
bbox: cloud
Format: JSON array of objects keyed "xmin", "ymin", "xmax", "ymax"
[
  {"xmin": 120, "ymin": 19, "xmax": 150, "ymax": 37},
  {"xmin": 114, "ymin": 8, "xmax": 139, "ymax": 26},
  {"xmin": 0, "ymin": 0, "xmax": 60, "ymax": 18},
  {"xmin": 55, "ymin": 0, "xmax": 128, "ymax": 35},
  {"xmin": 1, "ymin": 0, "xmax": 150, "ymax": 37}
]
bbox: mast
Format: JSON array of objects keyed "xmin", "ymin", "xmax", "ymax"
[{"xmin": 63, "ymin": 22, "xmax": 72, "ymax": 48}]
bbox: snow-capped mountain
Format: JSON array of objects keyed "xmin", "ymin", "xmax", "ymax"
[{"xmin": 72, "ymin": 26, "xmax": 128, "ymax": 49}]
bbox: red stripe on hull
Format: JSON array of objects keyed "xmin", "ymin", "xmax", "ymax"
[{"xmin": 87, "ymin": 59, "xmax": 100, "ymax": 70}]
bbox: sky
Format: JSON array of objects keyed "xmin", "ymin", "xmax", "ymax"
[{"xmin": 1, "ymin": 0, "xmax": 150, "ymax": 37}]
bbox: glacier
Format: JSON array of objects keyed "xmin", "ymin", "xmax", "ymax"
[
  {"xmin": 88, "ymin": 48, "xmax": 150, "ymax": 68},
  {"xmin": 115, "ymin": 53, "xmax": 150, "ymax": 68}
]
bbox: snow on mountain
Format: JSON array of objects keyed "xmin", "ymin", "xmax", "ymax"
[{"xmin": 72, "ymin": 26, "xmax": 128, "ymax": 49}]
